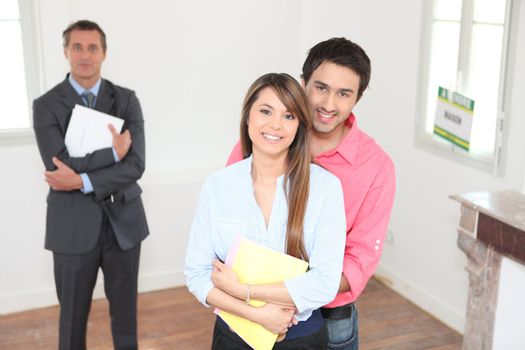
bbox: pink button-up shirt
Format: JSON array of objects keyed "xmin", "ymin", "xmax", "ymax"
[{"xmin": 226, "ymin": 113, "xmax": 396, "ymax": 307}]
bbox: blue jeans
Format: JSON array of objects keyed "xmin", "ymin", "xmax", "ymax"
[{"xmin": 325, "ymin": 303, "xmax": 359, "ymax": 350}]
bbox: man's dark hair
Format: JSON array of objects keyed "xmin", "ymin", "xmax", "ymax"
[
  {"xmin": 63, "ymin": 20, "xmax": 107, "ymax": 52},
  {"xmin": 302, "ymin": 37, "xmax": 371, "ymax": 100}
]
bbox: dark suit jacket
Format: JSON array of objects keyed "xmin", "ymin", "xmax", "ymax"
[{"xmin": 33, "ymin": 76, "xmax": 149, "ymax": 254}]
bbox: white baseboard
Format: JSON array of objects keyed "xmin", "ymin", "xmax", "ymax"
[
  {"xmin": 0, "ymin": 287, "xmax": 59, "ymax": 315},
  {"xmin": 137, "ymin": 269, "xmax": 186, "ymax": 293},
  {"xmin": 375, "ymin": 264, "xmax": 465, "ymax": 334},
  {"xmin": 0, "ymin": 269, "xmax": 186, "ymax": 315}
]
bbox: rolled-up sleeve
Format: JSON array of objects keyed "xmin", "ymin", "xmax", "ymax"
[
  {"xmin": 184, "ymin": 179, "xmax": 215, "ymax": 307},
  {"xmin": 342, "ymin": 160, "xmax": 396, "ymax": 301},
  {"xmin": 284, "ymin": 177, "xmax": 346, "ymax": 314}
]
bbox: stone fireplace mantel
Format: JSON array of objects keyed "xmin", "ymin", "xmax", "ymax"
[{"xmin": 451, "ymin": 190, "xmax": 525, "ymax": 350}]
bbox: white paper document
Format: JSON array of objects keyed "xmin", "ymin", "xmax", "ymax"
[{"xmin": 65, "ymin": 104, "xmax": 124, "ymax": 157}]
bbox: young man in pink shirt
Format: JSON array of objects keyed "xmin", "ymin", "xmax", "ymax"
[{"xmin": 227, "ymin": 37, "xmax": 395, "ymax": 349}]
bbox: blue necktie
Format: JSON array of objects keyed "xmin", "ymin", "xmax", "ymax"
[{"xmin": 82, "ymin": 91, "xmax": 95, "ymax": 108}]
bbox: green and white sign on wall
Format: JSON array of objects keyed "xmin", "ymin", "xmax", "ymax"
[{"xmin": 433, "ymin": 87, "xmax": 475, "ymax": 151}]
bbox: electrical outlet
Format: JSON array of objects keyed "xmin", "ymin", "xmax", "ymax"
[{"xmin": 386, "ymin": 229, "xmax": 394, "ymax": 244}]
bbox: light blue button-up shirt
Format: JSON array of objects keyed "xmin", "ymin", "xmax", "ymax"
[
  {"xmin": 68, "ymin": 74, "xmax": 101, "ymax": 106},
  {"xmin": 68, "ymin": 75, "xmax": 119, "ymax": 193},
  {"xmin": 184, "ymin": 156, "xmax": 346, "ymax": 321}
]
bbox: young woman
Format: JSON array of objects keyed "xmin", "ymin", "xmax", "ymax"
[{"xmin": 185, "ymin": 73, "xmax": 346, "ymax": 349}]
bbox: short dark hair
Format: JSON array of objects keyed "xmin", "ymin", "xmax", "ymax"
[
  {"xmin": 302, "ymin": 37, "xmax": 371, "ymax": 100},
  {"xmin": 63, "ymin": 20, "xmax": 107, "ymax": 52}
]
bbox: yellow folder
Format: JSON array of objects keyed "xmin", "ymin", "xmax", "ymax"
[{"xmin": 215, "ymin": 236, "xmax": 309, "ymax": 350}]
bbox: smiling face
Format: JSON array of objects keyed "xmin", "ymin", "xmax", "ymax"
[
  {"xmin": 303, "ymin": 61, "xmax": 360, "ymax": 140},
  {"xmin": 64, "ymin": 29, "xmax": 106, "ymax": 88},
  {"xmin": 247, "ymin": 87, "xmax": 300, "ymax": 160}
]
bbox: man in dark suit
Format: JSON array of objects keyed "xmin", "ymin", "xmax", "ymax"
[{"xmin": 33, "ymin": 20, "xmax": 149, "ymax": 350}]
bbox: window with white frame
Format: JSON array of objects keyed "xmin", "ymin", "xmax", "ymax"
[
  {"xmin": 417, "ymin": 0, "xmax": 514, "ymax": 170},
  {"xmin": 0, "ymin": 0, "xmax": 40, "ymax": 133}
]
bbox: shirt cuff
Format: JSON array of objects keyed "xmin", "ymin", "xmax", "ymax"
[
  {"xmin": 342, "ymin": 258, "xmax": 366, "ymax": 300},
  {"xmin": 284, "ymin": 279, "xmax": 307, "ymax": 313},
  {"xmin": 199, "ymin": 280, "xmax": 215, "ymax": 308},
  {"xmin": 112, "ymin": 147, "xmax": 120, "ymax": 162},
  {"xmin": 80, "ymin": 173, "xmax": 94, "ymax": 194}
]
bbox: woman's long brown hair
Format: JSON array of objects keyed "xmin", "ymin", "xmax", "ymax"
[{"xmin": 239, "ymin": 73, "xmax": 312, "ymax": 261}]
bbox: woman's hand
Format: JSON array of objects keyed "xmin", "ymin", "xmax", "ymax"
[
  {"xmin": 211, "ymin": 260, "xmax": 243, "ymax": 299},
  {"xmin": 276, "ymin": 315, "xmax": 299, "ymax": 342},
  {"xmin": 252, "ymin": 303, "xmax": 295, "ymax": 334}
]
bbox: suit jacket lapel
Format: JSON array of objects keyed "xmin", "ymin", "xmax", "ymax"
[
  {"xmin": 95, "ymin": 79, "xmax": 115, "ymax": 115},
  {"xmin": 52, "ymin": 76, "xmax": 84, "ymax": 133},
  {"xmin": 59, "ymin": 76, "xmax": 85, "ymax": 110}
]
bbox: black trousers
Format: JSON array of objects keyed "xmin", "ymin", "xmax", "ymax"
[
  {"xmin": 53, "ymin": 216, "xmax": 141, "ymax": 350},
  {"xmin": 211, "ymin": 317, "xmax": 327, "ymax": 350}
]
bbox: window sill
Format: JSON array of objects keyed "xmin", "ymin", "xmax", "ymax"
[
  {"xmin": 0, "ymin": 128, "xmax": 35, "ymax": 146},
  {"xmin": 415, "ymin": 132, "xmax": 498, "ymax": 175}
]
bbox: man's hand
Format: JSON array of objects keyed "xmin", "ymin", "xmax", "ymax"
[
  {"xmin": 211, "ymin": 260, "xmax": 243, "ymax": 299},
  {"xmin": 109, "ymin": 124, "xmax": 132, "ymax": 160},
  {"xmin": 338, "ymin": 272, "xmax": 351, "ymax": 293},
  {"xmin": 45, "ymin": 157, "xmax": 83, "ymax": 191}
]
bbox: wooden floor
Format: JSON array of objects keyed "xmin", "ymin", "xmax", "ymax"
[{"xmin": 0, "ymin": 278, "xmax": 462, "ymax": 349}]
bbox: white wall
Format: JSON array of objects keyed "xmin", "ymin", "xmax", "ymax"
[{"xmin": 1, "ymin": 0, "xmax": 525, "ymax": 339}]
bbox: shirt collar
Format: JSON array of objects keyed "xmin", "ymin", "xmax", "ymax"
[
  {"xmin": 242, "ymin": 154, "xmax": 285, "ymax": 185},
  {"xmin": 319, "ymin": 113, "xmax": 361, "ymax": 165},
  {"xmin": 68, "ymin": 74, "xmax": 102, "ymax": 97}
]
